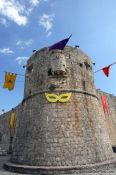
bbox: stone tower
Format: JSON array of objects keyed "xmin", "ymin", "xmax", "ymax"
[{"xmin": 7, "ymin": 46, "xmax": 114, "ymax": 174}]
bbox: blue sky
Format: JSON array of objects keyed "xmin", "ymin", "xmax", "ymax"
[{"xmin": 0, "ymin": 0, "xmax": 116, "ymax": 113}]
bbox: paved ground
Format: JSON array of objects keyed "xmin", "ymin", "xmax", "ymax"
[{"xmin": 0, "ymin": 156, "xmax": 116, "ymax": 175}]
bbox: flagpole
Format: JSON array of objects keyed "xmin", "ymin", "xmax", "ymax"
[
  {"xmin": 69, "ymin": 34, "xmax": 72, "ymax": 39},
  {"xmin": 5, "ymin": 71, "xmax": 25, "ymax": 77},
  {"xmin": 16, "ymin": 73, "xmax": 25, "ymax": 77}
]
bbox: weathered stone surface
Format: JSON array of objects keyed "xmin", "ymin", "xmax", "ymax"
[
  {"xmin": 0, "ymin": 46, "xmax": 116, "ymax": 174},
  {"xmin": 10, "ymin": 46, "xmax": 113, "ymax": 166},
  {"xmin": 97, "ymin": 90, "xmax": 116, "ymax": 146}
]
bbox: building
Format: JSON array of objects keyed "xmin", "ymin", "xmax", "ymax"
[{"xmin": 0, "ymin": 46, "xmax": 116, "ymax": 174}]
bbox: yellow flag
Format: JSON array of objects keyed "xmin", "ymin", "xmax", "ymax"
[
  {"xmin": 3, "ymin": 72, "xmax": 16, "ymax": 91},
  {"xmin": 9, "ymin": 112, "xmax": 15, "ymax": 129}
]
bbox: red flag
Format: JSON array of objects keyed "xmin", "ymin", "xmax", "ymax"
[
  {"xmin": 102, "ymin": 65, "xmax": 110, "ymax": 77},
  {"xmin": 101, "ymin": 96, "xmax": 109, "ymax": 114}
]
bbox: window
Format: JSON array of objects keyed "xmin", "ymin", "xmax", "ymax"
[
  {"xmin": 84, "ymin": 62, "xmax": 92, "ymax": 70},
  {"xmin": 79, "ymin": 63, "xmax": 83, "ymax": 67},
  {"xmin": 27, "ymin": 63, "xmax": 33, "ymax": 73},
  {"xmin": 48, "ymin": 68, "xmax": 52, "ymax": 76}
]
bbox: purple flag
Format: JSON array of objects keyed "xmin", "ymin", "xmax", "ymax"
[{"xmin": 49, "ymin": 35, "xmax": 72, "ymax": 51}]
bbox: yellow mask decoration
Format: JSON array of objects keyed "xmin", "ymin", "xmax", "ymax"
[{"xmin": 45, "ymin": 93, "xmax": 72, "ymax": 103}]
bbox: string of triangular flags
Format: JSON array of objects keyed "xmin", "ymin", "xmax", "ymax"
[
  {"xmin": 94, "ymin": 62, "xmax": 116, "ymax": 117},
  {"xmin": 0, "ymin": 35, "xmax": 115, "ymax": 119},
  {"xmin": 94, "ymin": 61, "xmax": 116, "ymax": 77},
  {"xmin": 1, "ymin": 35, "xmax": 116, "ymax": 91}
]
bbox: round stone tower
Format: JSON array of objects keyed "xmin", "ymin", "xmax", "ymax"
[{"xmin": 8, "ymin": 46, "xmax": 114, "ymax": 173}]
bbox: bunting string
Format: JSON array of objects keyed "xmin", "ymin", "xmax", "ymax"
[
  {"xmin": 0, "ymin": 81, "xmax": 24, "ymax": 84},
  {"xmin": 94, "ymin": 61, "xmax": 116, "ymax": 74},
  {"xmin": 0, "ymin": 69, "xmax": 25, "ymax": 77}
]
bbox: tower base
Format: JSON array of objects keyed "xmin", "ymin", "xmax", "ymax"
[{"xmin": 4, "ymin": 158, "xmax": 116, "ymax": 175}]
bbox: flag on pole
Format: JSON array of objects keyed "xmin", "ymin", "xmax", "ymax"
[
  {"xmin": 9, "ymin": 112, "xmax": 15, "ymax": 129},
  {"xmin": 49, "ymin": 34, "xmax": 72, "ymax": 50},
  {"xmin": 3, "ymin": 72, "xmax": 17, "ymax": 91},
  {"xmin": 102, "ymin": 65, "xmax": 110, "ymax": 77},
  {"xmin": 101, "ymin": 96, "xmax": 109, "ymax": 114}
]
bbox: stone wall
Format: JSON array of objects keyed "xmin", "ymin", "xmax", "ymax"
[
  {"xmin": 9, "ymin": 46, "xmax": 113, "ymax": 166},
  {"xmin": 0, "ymin": 104, "xmax": 21, "ymax": 153},
  {"xmin": 10, "ymin": 92, "xmax": 113, "ymax": 166},
  {"xmin": 1, "ymin": 89, "xmax": 115, "ymax": 155},
  {"xmin": 0, "ymin": 110, "xmax": 11, "ymax": 151},
  {"xmin": 0, "ymin": 46, "xmax": 116, "ymax": 169},
  {"xmin": 97, "ymin": 90, "xmax": 116, "ymax": 146}
]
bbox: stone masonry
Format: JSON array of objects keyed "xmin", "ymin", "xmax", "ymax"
[
  {"xmin": 0, "ymin": 46, "xmax": 116, "ymax": 174},
  {"xmin": 97, "ymin": 90, "xmax": 116, "ymax": 146}
]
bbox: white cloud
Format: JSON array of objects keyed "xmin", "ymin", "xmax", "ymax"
[
  {"xmin": 47, "ymin": 31, "xmax": 52, "ymax": 37},
  {"xmin": 26, "ymin": 8, "xmax": 33, "ymax": 15},
  {"xmin": 30, "ymin": 0, "xmax": 40, "ymax": 7},
  {"xmin": 16, "ymin": 56, "xmax": 29, "ymax": 65},
  {"xmin": 26, "ymin": 0, "xmax": 49, "ymax": 15},
  {"xmin": 0, "ymin": 0, "xmax": 27, "ymax": 26},
  {"xmin": 29, "ymin": 0, "xmax": 48, "ymax": 7},
  {"xmin": 0, "ymin": 0, "xmax": 49, "ymax": 26},
  {"xmin": 0, "ymin": 18, "xmax": 7, "ymax": 25},
  {"xmin": 16, "ymin": 39, "xmax": 33, "ymax": 49},
  {"xmin": 39, "ymin": 13, "xmax": 54, "ymax": 33},
  {"xmin": 0, "ymin": 48, "xmax": 14, "ymax": 54}
]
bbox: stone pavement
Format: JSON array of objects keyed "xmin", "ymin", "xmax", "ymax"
[{"xmin": 0, "ymin": 155, "xmax": 116, "ymax": 175}]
